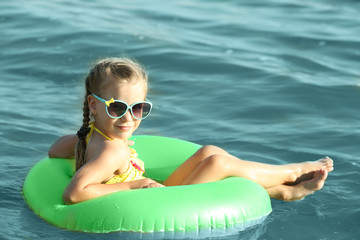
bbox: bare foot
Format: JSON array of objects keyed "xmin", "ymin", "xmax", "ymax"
[
  {"xmin": 287, "ymin": 157, "xmax": 333, "ymax": 185},
  {"xmin": 317, "ymin": 157, "xmax": 334, "ymax": 172},
  {"xmin": 288, "ymin": 169, "xmax": 328, "ymax": 201}
]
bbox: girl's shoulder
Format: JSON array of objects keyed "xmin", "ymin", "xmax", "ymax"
[
  {"xmin": 103, "ymin": 140, "xmax": 129, "ymax": 158},
  {"xmin": 87, "ymin": 139, "xmax": 130, "ymax": 170}
]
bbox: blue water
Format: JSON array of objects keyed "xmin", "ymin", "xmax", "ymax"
[{"xmin": 1, "ymin": 0, "xmax": 359, "ymax": 239}]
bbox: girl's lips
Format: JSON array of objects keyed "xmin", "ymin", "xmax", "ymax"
[{"xmin": 117, "ymin": 125, "xmax": 133, "ymax": 131}]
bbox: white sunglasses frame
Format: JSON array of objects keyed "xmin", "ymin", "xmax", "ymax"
[{"xmin": 92, "ymin": 94, "xmax": 152, "ymax": 120}]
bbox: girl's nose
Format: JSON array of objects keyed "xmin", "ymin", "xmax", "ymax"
[{"xmin": 120, "ymin": 110, "xmax": 133, "ymax": 121}]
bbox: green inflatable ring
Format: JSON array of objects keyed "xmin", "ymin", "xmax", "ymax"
[{"xmin": 23, "ymin": 135, "xmax": 272, "ymax": 233}]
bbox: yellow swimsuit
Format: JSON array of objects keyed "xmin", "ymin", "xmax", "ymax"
[
  {"xmin": 105, "ymin": 148, "xmax": 145, "ymax": 184},
  {"xmin": 86, "ymin": 123, "xmax": 145, "ymax": 184}
]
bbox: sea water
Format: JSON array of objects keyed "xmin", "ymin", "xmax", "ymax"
[{"xmin": 0, "ymin": 0, "xmax": 359, "ymax": 239}]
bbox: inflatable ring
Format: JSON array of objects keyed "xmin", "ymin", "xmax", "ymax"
[{"xmin": 23, "ymin": 135, "xmax": 272, "ymax": 233}]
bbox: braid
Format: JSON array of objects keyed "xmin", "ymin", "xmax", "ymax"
[{"xmin": 75, "ymin": 88, "xmax": 91, "ymax": 171}]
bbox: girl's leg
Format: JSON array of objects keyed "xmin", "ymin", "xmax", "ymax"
[
  {"xmin": 164, "ymin": 145, "xmax": 230, "ymax": 186},
  {"xmin": 164, "ymin": 145, "xmax": 333, "ymax": 188},
  {"xmin": 180, "ymin": 154, "xmax": 300, "ymax": 188}
]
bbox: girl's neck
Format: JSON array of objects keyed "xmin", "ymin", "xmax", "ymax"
[
  {"xmin": 91, "ymin": 123, "xmax": 114, "ymax": 141},
  {"xmin": 88, "ymin": 122, "xmax": 128, "ymax": 144}
]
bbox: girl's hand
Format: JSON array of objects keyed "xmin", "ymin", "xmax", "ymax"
[
  {"xmin": 49, "ymin": 135, "xmax": 78, "ymax": 159},
  {"xmin": 127, "ymin": 140, "xmax": 134, "ymax": 146},
  {"xmin": 131, "ymin": 178, "xmax": 165, "ymax": 189},
  {"xmin": 142, "ymin": 181, "xmax": 165, "ymax": 188}
]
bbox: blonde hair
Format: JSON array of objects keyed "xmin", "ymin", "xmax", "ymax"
[{"xmin": 75, "ymin": 57, "xmax": 148, "ymax": 171}]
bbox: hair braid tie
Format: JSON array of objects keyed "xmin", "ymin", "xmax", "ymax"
[{"xmin": 76, "ymin": 126, "xmax": 90, "ymax": 139}]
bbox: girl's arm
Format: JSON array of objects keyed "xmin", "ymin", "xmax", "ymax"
[
  {"xmin": 64, "ymin": 177, "xmax": 162, "ymax": 204},
  {"xmin": 48, "ymin": 134, "xmax": 78, "ymax": 159},
  {"xmin": 63, "ymin": 142, "xmax": 163, "ymax": 204}
]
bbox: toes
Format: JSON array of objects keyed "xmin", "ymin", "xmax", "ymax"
[
  {"xmin": 321, "ymin": 169, "xmax": 328, "ymax": 180},
  {"xmin": 314, "ymin": 169, "xmax": 328, "ymax": 189},
  {"xmin": 318, "ymin": 156, "xmax": 334, "ymax": 171},
  {"xmin": 319, "ymin": 156, "xmax": 332, "ymax": 163},
  {"xmin": 314, "ymin": 169, "xmax": 328, "ymax": 180},
  {"xmin": 317, "ymin": 158, "xmax": 327, "ymax": 164}
]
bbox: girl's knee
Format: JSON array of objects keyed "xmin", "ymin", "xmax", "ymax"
[
  {"xmin": 203, "ymin": 154, "xmax": 227, "ymax": 170},
  {"xmin": 198, "ymin": 145, "xmax": 225, "ymax": 158}
]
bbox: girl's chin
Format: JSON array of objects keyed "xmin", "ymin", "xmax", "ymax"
[{"xmin": 114, "ymin": 129, "xmax": 135, "ymax": 140}]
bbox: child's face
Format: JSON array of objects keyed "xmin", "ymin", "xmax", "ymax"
[{"xmin": 91, "ymin": 80, "xmax": 147, "ymax": 141}]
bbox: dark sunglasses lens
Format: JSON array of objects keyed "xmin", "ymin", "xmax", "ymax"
[
  {"xmin": 132, "ymin": 103, "xmax": 151, "ymax": 119},
  {"xmin": 108, "ymin": 102, "xmax": 127, "ymax": 117}
]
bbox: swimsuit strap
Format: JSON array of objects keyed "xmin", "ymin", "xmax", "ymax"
[{"xmin": 88, "ymin": 122, "xmax": 114, "ymax": 141}]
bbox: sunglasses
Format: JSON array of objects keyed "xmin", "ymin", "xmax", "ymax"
[{"xmin": 92, "ymin": 94, "xmax": 152, "ymax": 120}]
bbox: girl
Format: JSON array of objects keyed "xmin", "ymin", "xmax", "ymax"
[{"xmin": 49, "ymin": 57, "xmax": 334, "ymax": 204}]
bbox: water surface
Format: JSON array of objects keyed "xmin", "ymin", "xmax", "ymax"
[{"xmin": 1, "ymin": 0, "xmax": 359, "ymax": 239}]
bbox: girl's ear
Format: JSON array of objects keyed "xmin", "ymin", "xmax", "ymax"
[{"xmin": 87, "ymin": 95, "xmax": 97, "ymax": 115}]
